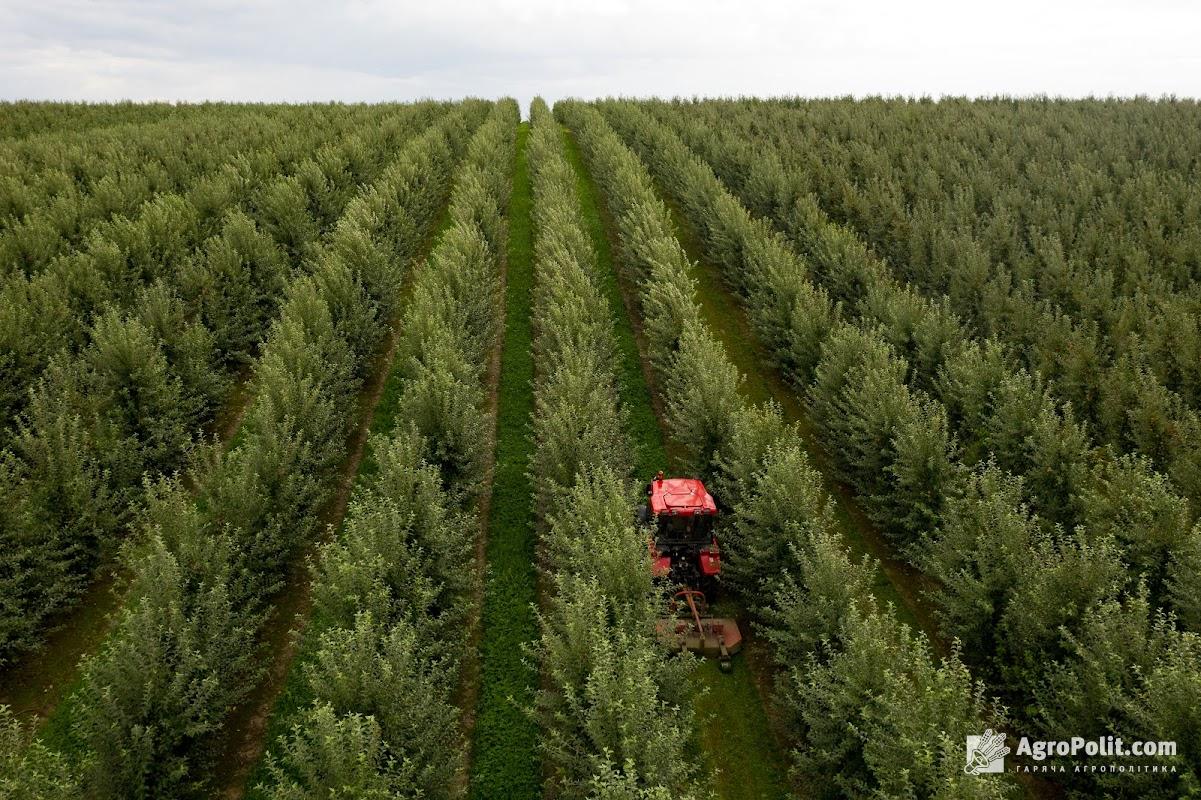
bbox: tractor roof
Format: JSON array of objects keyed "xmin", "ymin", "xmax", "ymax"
[{"xmin": 648, "ymin": 477, "xmax": 717, "ymax": 516}]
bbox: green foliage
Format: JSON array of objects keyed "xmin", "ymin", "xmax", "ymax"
[
  {"xmin": 470, "ymin": 112, "xmax": 540, "ymax": 800},
  {"xmin": 998, "ymin": 528, "xmax": 1126, "ymax": 687},
  {"xmin": 1099, "ymin": 359, "xmax": 1201, "ymax": 506},
  {"xmin": 0, "ymin": 705, "xmax": 83, "ymax": 799},
  {"xmin": 1008, "ymin": 399, "xmax": 1092, "ymax": 528},
  {"xmin": 884, "ymin": 391, "xmax": 960, "ymax": 550},
  {"xmin": 1034, "ymin": 592, "xmax": 1201, "ymax": 798},
  {"xmin": 250, "ymin": 101, "xmax": 512, "ymax": 800},
  {"xmin": 723, "ymin": 441, "xmax": 836, "ymax": 597},
  {"xmin": 133, "ymin": 280, "xmax": 227, "ymax": 421},
  {"xmin": 10, "ymin": 94, "xmax": 1201, "ymax": 798},
  {"xmin": 396, "ymin": 349, "xmax": 489, "ymax": 493},
  {"xmin": 562, "ymin": 97, "xmax": 1009, "ymax": 798},
  {"xmin": 531, "ymin": 346, "xmax": 629, "ymax": 508},
  {"xmin": 617, "ymin": 95, "xmax": 1201, "ymax": 793},
  {"xmin": 180, "ymin": 210, "xmax": 289, "ymax": 366},
  {"xmin": 1168, "ymin": 526, "xmax": 1201, "ymax": 631},
  {"xmin": 306, "ymin": 254, "xmax": 384, "ymax": 375},
  {"xmin": 788, "ymin": 608, "xmax": 1011, "ymax": 800},
  {"xmin": 87, "ymin": 308, "xmax": 194, "ymax": 476},
  {"xmin": 392, "ymin": 221, "xmax": 499, "ymax": 497},
  {"xmin": 302, "ymin": 614, "xmax": 464, "ymax": 792},
  {"xmin": 211, "ymin": 411, "xmax": 333, "ymax": 586},
  {"xmin": 0, "ymin": 103, "xmax": 363, "ymax": 282},
  {"xmin": 18, "ymin": 103, "xmax": 491, "ymax": 797},
  {"xmin": 311, "ymin": 430, "xmax": 473, "ymax": 642},
  {"xmin": 237, "ymin": 99, "xmax": 511, "ymax": 797},
  {"xmin": 708, "ymin": 401, "xmax": 789, "ymax": 509},
  {"xmin": 917, "ymin": 464, "xmax": 1041, "ymax": 662},
  {"xmin": 535, "ymin": 592, "xmax": 697, "ymax": 797},
  {"xmin": 935, "ymin": 338, "xmax": 1013, "ymax": 464},
  {"xmin": 1126, "ymin": 632, "xmax": 1201, "ymax": 795},
  {"xmin": 0, "ymin": 367, "xmax": 119, "ymax": 660},
  {"xmin": 1080, "ymin": 453, "xmax": 1196, "ymax": 597},
  {"xmin": 529, "ymin": 99, "xmax": 701, "ymax": 800},
  {"xmin": 759, "ymin": 525, "xmax": 877, "ymax": 669},
  {"xmin": 73, "ymin": 488, "xmax": 263, "ymax": 798},
  {"xmin": 662, "ymin": 323, "xmax": 743, "ymax": 482},
  {"xmin": 595, "ymin": 100, "xmax": 838, "ymax": 388},
  {"xmin": 262, "ymin": 706, "xmax": 399, "ymax": 800},
  {"xmin": 808, "ymin": 322, "xmax": 959, "ymax": 547},
  {"xmin": 533, "ymin": 473, "xmax": 698, "ymax": 800},
  {"xmin": 1034, "ymin": 587, "xmax": 1165, "ymax": 738},
  {"xmin": 259, "ymin": 424, "xmax": 481, "ymax": 799},
  {"xmin": 0, "ymin": 102, "xmax": 457, "ymax": 668},
  {"xmin": 588, "ymin": 760, "xmax": 703, "ymax": 800},
  {"xmin": 921, "ymin": 462, "xmax": 1134, "ymax": 694},
  {"xmin": 859, "ymin": 643, "xmax": 1012, "ymax": 800},
  {"xmin": 401, "ymin": 221, "xmax": 500, "ymax": 373},
  {"xmin": 541, "ymin": 471, "xmax": 659, "ymax": 626},
  {"xmin": 806, "ymin": 323, "xmax": 897, "ymax": 487},
  {"xmin": 256, "ymin": 176, "xmax": 320, "ymax": 261}
]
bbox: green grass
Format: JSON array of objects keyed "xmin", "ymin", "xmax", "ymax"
[
  {"xmin": 35, "ymin": 673, "xmax": 86, "ymax": 757},
  {"xmin": 562, "ymin": 126, "xmax": 790, "ymax": 800},
  {"xmin": 468, "ymin": 121, "xmax": 541, "ymax": 800},
  {"xmin": 240, "ymin": 618, "xmax": 321, "ymax": 798},
  {"xmin": 560, "ymin": 126, "xmax": 667, "ymax": 479},
  {"xmin": 692, "ymin": 655, "xmax": 790, "ymax": 800},
  {"xmin": 354, "ymin": 202, "xmax": 458, "ymax": 483}
]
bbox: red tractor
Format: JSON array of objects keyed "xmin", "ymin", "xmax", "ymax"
[{"xmin": 638, "ymin": 472, "xmax": 742, "ymax": 670}]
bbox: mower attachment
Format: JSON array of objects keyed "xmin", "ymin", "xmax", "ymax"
[{"xmin": 657, "ymin": 589, "xmax": 743, "ymax": 672}]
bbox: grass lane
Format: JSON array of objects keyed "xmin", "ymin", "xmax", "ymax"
[
  {"xmin": 468, "ymin": 121, "xmax": 540, "ymax": 800},
  {"xmin": 559, "ymin": 126, "xmax": 667, "ymax": 480},
  {"xmin": 652, "ymin": 187, "xmax": 931, "ymax": 638},
  {"xmin": 238, "ymin": 202, "xmax": 459, "ymax": 800},
  {"xmin": 562, "ymin": 127, "xmax": 790, "ymax": 800}
]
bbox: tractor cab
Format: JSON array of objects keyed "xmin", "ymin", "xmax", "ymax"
[
  {"xmin": 637, "ymin": 472, "xmax": 722, "ymax": 590},
  {"xmin": 637, "ymin": 471, "xmax": 741, "ymax": 671}
]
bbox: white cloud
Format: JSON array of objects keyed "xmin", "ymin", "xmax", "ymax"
[{"xmin": 0, "ymin": 0, "xmax": 1197, "ymax": 107}]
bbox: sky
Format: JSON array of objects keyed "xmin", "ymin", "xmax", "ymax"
[{"xmin": 1, "ymin": 0, "xmax": 1198, "ymax": 108}]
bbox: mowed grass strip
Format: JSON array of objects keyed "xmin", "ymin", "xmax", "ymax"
[
  {"xmin": 561, "ymin": 126, "xmax": 789, "ymax": 800},
  {"xmin": 655, "ymin": 185, "xmax": 927, "ymax": 637},
  {"xmin": 469, "ymin": 121, "xmax": 540, "ymax": 800},
  {"xmin": 559, "ymin": 126, "xmax": 667, "ymax": 479}
]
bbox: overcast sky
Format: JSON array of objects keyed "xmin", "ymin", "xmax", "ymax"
[{"xmin": 1, "ymin": 0, "xmax": 1198, "ymax": 108}]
